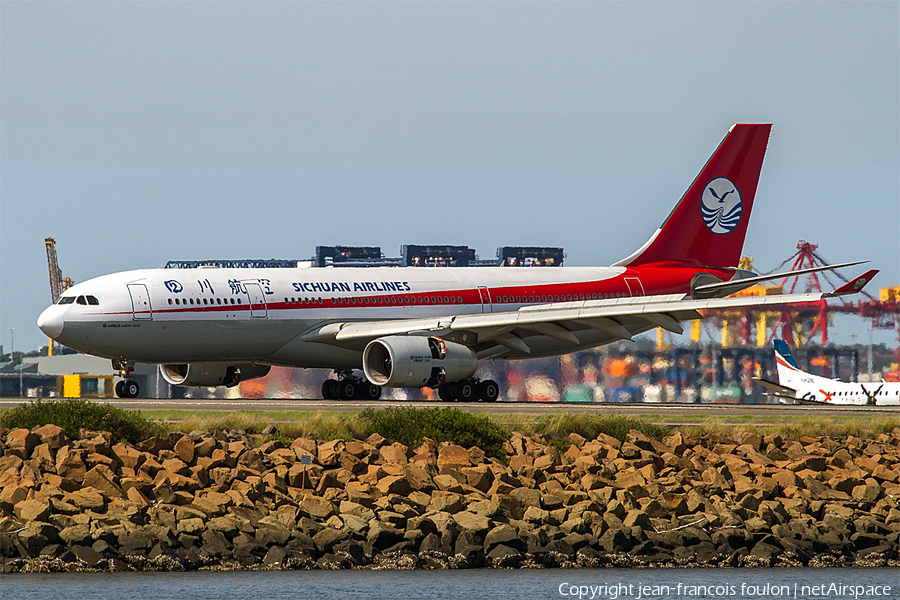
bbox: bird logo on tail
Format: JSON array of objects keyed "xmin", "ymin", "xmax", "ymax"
[{"xmin": 701, "ymin": 177, "xmax": 742, "ymax": 234}]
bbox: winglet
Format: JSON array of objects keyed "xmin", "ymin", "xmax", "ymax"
[{"xmin": 827, "ymin": 269, "xmax": 879, "ymax": 297}]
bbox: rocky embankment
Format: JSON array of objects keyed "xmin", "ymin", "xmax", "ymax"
[{"xmin": 2, "ymin": 424, "xmax": 899, "ymax": 573}]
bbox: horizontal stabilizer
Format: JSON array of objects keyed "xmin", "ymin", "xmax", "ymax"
[{"xmin": 692, "ymin": 261, "xmax": 868, "ymax": 299}]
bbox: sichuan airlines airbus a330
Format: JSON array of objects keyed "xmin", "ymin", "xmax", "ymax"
[
  {"xmin": 37, "ymin": 124, "xmax": 875, "ymax": 400},
  {"xmin": 754, "ymin": 340, "xmax": 900, "ymax": 406}
]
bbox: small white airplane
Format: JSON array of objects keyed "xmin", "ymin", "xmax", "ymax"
[
  {"xmin": 754, "ymin": 340, "xmax": 900, "ymax": 406},
  {"xmin": 37, "ymin": 124, "xmax": 875, "ymax": 400}
]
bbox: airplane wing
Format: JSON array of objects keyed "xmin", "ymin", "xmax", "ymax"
[
  {"xmin": 297, "ymin": 269, "xmax": 876, "ymax": 355},
  {"xmin": 751, "ymin": 377, "xmax": 797, "ymax": 397},
  {"xmin": 299, "ymin": 291, "xmax": 833, "ymax": 355},
  {"xmin": 759, "ymin": 392, "xmax": 823, "ymax": 405},
  {"xmin": 751, "ymin": 378, "xmax": 826, "ymax": 405}
]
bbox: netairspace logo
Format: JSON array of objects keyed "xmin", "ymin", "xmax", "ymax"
[
  {"xmin": 700, "ymin": 177, "xmax": 742, "ymax": 235},
  {"xmin": 556, "ymin": 581, "xmax": 894, "ymax": 599}
]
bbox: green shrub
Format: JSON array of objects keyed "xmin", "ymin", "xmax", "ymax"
[
  {"xmin": 359, "ymin": 407, "xmax": 510, "ymax": 458},
  {"xmin": 0, "ymin": 398, "xmax": 166, "ymax": 444}
]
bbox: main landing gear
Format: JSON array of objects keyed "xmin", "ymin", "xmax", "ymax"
[
  {"xmin": 320, "ymin": 371, "xmax": 499, "ymax": 402},
  {"xmin": 438, "ymin": 378, "xmax": 500, "ymax": 402},
  {"xmin": 322, "ymin": 370, "xmax": 382, "ymax": 400},
  {"xmin": 112, "ymin": 359, "xmax": 140, "ymax": 398}
]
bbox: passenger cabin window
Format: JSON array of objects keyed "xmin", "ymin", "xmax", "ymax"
[{"xmin": 58, "ymin": 297, "xmax": 76, "ymax": 305}]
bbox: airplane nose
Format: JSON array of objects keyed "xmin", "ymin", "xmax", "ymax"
[{"xmin": 37, "ymin": 306, "xmax": 65, "ymax": 339}]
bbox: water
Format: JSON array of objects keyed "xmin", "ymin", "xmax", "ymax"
[{"xmin": 2, "ymin": 568, "xmax": 898, "ymax": 600}]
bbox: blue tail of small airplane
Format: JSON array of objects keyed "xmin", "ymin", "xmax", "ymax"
[{"xmin": 773, "ymin": 339, "xmax": 799, "ymax": 368}]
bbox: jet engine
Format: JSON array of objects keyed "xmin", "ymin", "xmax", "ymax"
[
  {"xmin": 159, "ymin": 363, "xmax": 271, "ymax": 388},
  {"xmin": 363, "ymin": 335, "xmax": 478, "ymax": 388}
]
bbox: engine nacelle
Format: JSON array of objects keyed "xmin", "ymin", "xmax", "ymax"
[
  {"xmin": 363, "ymin": 336, "xmax": 478, "ymax": 388},
  {"xmin": 160, "ymin": 362, "xmax": 271, "ymax": 388}
]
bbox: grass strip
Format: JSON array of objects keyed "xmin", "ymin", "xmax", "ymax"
[
  {"xmin": 680, "ymin": 415, "xmax": 900, "ymax": 440},
  {"xmin": 3, "ymin": 402, "xmax": 897, "ymax": 449}
]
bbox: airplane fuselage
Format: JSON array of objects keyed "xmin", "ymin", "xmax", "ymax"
[
  {"xmin": 765, "ymin": 343, "xmax": 900, "ymax": 406},
  {"xmin": 39, "ymin": 263, "xmax": 725, "ymax": 369},
  {"xmin": 789, "ymin": 377, "xmax": 900, "ymax": 406}
]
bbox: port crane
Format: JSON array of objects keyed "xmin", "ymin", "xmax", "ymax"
[{"xmin": 44, "ymin": 237, "xmax": 73, "ymax": 356}]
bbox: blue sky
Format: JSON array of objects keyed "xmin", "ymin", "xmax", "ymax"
[{"xmin": 2, "ymin": 1, "xmax": 898, "ymax": 353}]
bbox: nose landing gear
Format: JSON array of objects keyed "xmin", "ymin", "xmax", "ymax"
[{"xmin": 112, "ymin": 359, "xmax": 140, "ymax": 398}]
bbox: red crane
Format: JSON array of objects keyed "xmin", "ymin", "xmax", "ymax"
[
  {"xmin": 763, "ymin": 241, "xmax": 898, "ymax": 370},
  {"xmin": 696, "ymin": 241, "xmax": 898, "ymax": 377}
]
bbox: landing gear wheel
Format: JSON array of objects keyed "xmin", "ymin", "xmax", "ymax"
[
  {"xmin": 123, "ymin": 380, "xmax": 140, "ymax": 398},
  {"xmin": 325, "ymin": 370, "xmax": 380, "ymax": 401},
  {"xmin": 112, "ymin": 359, "xmax": 137, "ymax": 397},
  {"xmin": 455, "ymin": 379, "xmax": 475, "ymax": 401},
  {"xmin": 322, "ymin": 379, "xmax": 339, "ymax": 400},
  {"xmin": 339, "ymin": 380, "xmax": 357, "ymax": 400},
  {"xmin": 438, "ymin": 385, "xmax": 453, "ymax": 402},
  {"xmin": 477, "ymin": 380, "xmax": 500, "ymax": 402}
]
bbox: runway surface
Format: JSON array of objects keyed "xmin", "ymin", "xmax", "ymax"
[{"xmin": 2, "ymin": 397, "xmax": 898, "ymax": 422}]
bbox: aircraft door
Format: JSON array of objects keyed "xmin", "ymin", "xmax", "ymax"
[
  {"xmin": 127, "ymin": 283, "xmax": 153, "ymax": 320},
  {"xmin": 477, "ymin": 286, "xmax": 493, "ymax": 314},
  {"xmin": 624, "ymin": 278, "xmax": 645, "ymax": 297},
  {"xmin": 243, "ymin": 281, "xmax": 268, "ymax": 318}
]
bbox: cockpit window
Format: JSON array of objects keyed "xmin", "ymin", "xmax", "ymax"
[
  {"xmin": 86, "ymin": 296, "xmax": 99, "ymax": 305},
  {"xmin": 58, "ymin": 296, "xmax": 76, "ymax": 305},
  {"xmin": 76, "ymin": 296, "xmax": 87, "ymax": 305}
]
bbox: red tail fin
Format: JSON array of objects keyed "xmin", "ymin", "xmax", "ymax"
[{"xmin": 615, "ymin": 124, "xmax": 771, "ymax": 268}]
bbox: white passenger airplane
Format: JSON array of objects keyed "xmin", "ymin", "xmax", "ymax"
[
  {"xmin": 754, "ymin": 340, "xmax": 900, "ymax": 406},
  {"xmin": 38, "ymin": 124, "xmax": 875, "ymax": 400}
]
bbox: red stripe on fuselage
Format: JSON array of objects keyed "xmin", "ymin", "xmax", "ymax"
[{"xmin": 144, "ymin": 267, "xmax": 729, "ymax": 316}]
